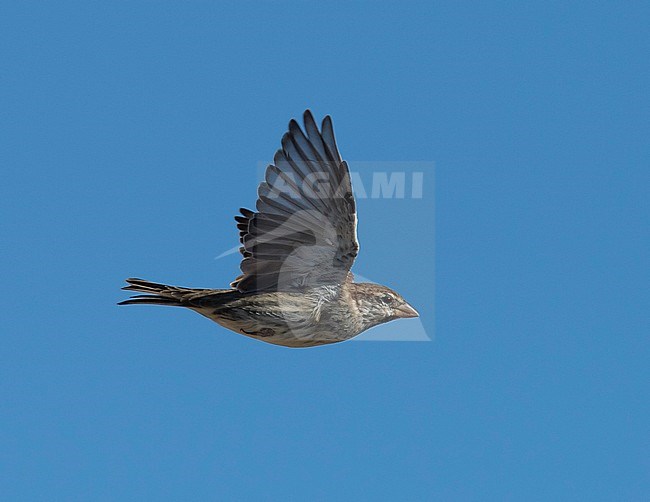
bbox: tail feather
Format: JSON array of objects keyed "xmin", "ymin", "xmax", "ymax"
[
  {"xmin": 118, "ymin": 278, "xmax": 215, "ymax": 307},
  {"xmin": 118, "ymin": 297, "xmax": 182, "ymax": 306}
]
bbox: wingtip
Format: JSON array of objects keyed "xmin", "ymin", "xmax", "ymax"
[
  {"xmin": 303, "ymin": 109, "xmax": 315, "ymax": 122},
  {"xmin": 280, "ymin": 131, "xmax": 292, "ymax": 149}
]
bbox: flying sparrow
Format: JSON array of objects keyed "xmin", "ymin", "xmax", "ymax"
[{"xmin": 120, "ymin": 110, "xmax": 419, "ymax": 347}]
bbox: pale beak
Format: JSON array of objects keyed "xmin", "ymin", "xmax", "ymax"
[{"xmin": 396, "ymin": 302, "xmax": 419, "ymax": 318}]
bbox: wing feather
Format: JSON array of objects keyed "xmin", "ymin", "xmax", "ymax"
[{"xmin": 231, "ymin": 110, "xmax": 359, "ymax": 292}]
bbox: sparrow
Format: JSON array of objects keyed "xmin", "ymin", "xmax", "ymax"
[{"xmin": 119, "ymin": 110, "xmax": 419, "ymax": 347}]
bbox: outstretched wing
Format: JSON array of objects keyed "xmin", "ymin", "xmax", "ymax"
[{"xmin": 231, "ymin": 110, "xmax": 359, "ymax": 293}]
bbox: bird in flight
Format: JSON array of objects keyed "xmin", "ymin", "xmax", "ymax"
[{"xmin": 120, "ymin": 110, "xmax": 418, "ymax": 347}]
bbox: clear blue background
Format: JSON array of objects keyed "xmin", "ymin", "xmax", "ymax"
[{"xmin": 1, "ymin": 1, "xmax": 648, "ymax": 500}]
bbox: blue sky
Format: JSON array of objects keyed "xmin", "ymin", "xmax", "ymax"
[{"xmin": 1, "ymin": 1, "xmax": 648, "ymax": 499}]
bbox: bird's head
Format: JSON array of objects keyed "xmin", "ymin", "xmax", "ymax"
[{"xmin": 350, "ymin": 283, "xmax": 419, "ymax": 332}]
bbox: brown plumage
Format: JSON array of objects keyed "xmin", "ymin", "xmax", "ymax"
[{"xmin": 119, "ymin": 110, "xmax": 418, "ymax": 347}]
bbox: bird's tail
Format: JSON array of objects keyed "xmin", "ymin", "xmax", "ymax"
[{"xmin": 118, "ymin": 278, "xmax": 216, "ymax": 307}]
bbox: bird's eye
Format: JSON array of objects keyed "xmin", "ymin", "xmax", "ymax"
[{"xmin": 381, "ymin": 294, "xmax": 394, "ymax": 304}]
